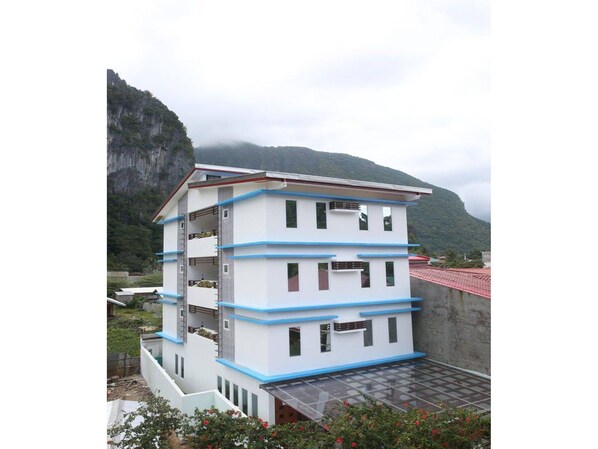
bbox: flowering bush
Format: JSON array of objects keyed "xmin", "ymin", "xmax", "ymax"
[{"xmin": 109, "ymin": 396, "xmax": 490, "ymax": 449}]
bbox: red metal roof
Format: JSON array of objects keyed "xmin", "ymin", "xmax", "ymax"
[{"xmin": 409, "ymin": 266, "xmax": 491, "ymax": 299}]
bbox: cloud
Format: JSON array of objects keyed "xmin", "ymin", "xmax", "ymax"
[{"xmin": 108, "ymin": 0, "xmax": 490, "ymax": 221}]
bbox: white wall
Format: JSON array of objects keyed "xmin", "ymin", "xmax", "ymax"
[
  {"xmin": 141, "ymin": 345, "xmax": 241, "ymax": 416},
  {"xmin": 187, "ymin": 188, "xmax": 218, "ymax": 213}
]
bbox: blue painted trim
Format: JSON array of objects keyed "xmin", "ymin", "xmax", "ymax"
[
  {"xmin": 218, "ymin": 298, "xmax": 422, "ymax": 313},
  {"xmin": 357, "ymin": 253, "xmax": 409, "ymax": 258},
  {"xmin": 229, "ymin": 314, "xmax": 338, "ymax": 325},
  {"xmin": 216, "ymin": 352, "xmax": 427, "ymax": 383},
  {"xmin": 218, "ymin": 241, "xmax": 419, "ymax": 249},
  {"xmin": 157, "ymin": 299, "xmax": 177, "ymax": 305},
  {"xmin": 155, "ymin": 250, "xmax": 183, "ymax": 256},
  {"xmin": 360, "ymin": 307, "xmax": 421, "ymax": 316},
  {"xmin": 156, "ymin": 331, "xmax": 184, "ymax": 344},
  {"xmin": 157, "ymin": 259, "xmax": 178, "ymax": 263},
  {"xmin": 215, "ymin": 189, "xmax": 418, "ymax": 207},
  {"xmin": 229, "ymin": 254, "xmax": 336, "ymax": 259},
  {"xmin": 156, "ymin": 215, "xmax": 185, "ymax": 225},
  {"xmin": 159, "ymin": 292, "xmax": 184, "ymax": 299},
  {"xmin": 216, "ymin": 190, "xmax": 266, "ymax": 206}
]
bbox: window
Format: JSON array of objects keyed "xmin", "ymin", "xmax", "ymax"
[
  {"xmin": 251, "ymin": 393, "xmax": 258, "ymax": 417},
  {"xmin": 386, "ymin": 261, "xmax": 395, "ymax": 287},
  {"xmin": 233, "ymin": 384, "xmax": 239, "ymax": 406},
  {"xmin": 363, "ymin": 319, "xmax": 373, "ymax": 347},
  {"xmin": 217, "ymin": 376, "xmax": 222, "ymax": 393},
  {"xmin": 206, "ymin": 175, "xmax": 221, "ymax": 180},
  {"xmin": 180, "ymin": 264, "xmax": 184, "ymax": 274},
  {"xmin": 225, "ymin": 380, "xmax": 230, "ymax": 400},
  {"xmin": 223, "ymin": 319, "xmax": 230, "ymax": 331},
  {"xmin": 288, "ymin": 263, "xmax": 299, "ymax": 292},
  {"xmin": 181, "ymin": 356, "xmax": 185, "ymax": 378},
  {"xmin": 316, "ymin": 202, "xmax": 327, "ymax": 229},
  {"xmin": 318, "ymin": 262, "xmax": 329, "ymax": 290},
  {"xmin": 359, "ymin": 205, "xmax": 368, "ymax": 230},
  {"xmin": 223, "ymin": 263, "xmax": 229, "ymax": 274},
  {"xmin": 320, "ymin": 323, "xmax": 331, "ymax": 352},
  {"xmin": 361, "ymin": 262, "xmax": 370, "ymax": 288},
  {"xmin": 180, "ymin": 221, "xmax": 185, "ymax": 229},
  {"xmin": 179, "ymin": 307, "xmax": 184, "ymax": 318},
  {"xmin": 286, "ymin": 200, "xmax": 297, "ymax": 228},
  {"xmin": 289, "ymin": 327, "xmax": 301, "ymax": 356},
  {"xmin": 383, "ymin": 206, "xmax": 392, "ymax": 231},
  {"xmin": 175, "ymin": 354, "xmax": 179, "ymax": 375},
  {"xmin": 223, "ymin": 208, "xmax": 229, "ymax": 219},
  {"xmin": 388, "ymin": 317, "xmax": 398, "ymax": 343},
  {"xmin": 242, "ymin": 389, "xmax": 248, "ymax": 415}
]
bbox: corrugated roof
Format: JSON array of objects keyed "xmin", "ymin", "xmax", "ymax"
[{"xmin": 409, "ymin": 266, "xmax": 491, "ymax": 299}]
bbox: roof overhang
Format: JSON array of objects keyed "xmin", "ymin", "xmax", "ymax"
[{"xmin": 153, "ymin": 164, "xmax": 433, "ymax": 221}]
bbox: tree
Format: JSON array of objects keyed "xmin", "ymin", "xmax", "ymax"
[{"xmin": 108, "ymin": 394, "xmax": 185, "ymax": 449}]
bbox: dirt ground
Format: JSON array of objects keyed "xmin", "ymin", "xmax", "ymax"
[{"xmin": 107, "ymin": 374, "xmax": 153, "ymax": 402}]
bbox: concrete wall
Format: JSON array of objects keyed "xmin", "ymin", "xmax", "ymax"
[{"xmin": 410, "ymin": 278, "xmax": 490, "ymax": 375}]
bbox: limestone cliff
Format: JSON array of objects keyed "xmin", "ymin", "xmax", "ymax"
[{"xmin": 107, "ymin": 69, "xmax": 195, "ymax": 195}]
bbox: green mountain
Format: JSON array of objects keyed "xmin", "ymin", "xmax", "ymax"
[
  {"xmin": 195, "ymin": 142, "xmax": 490, "ymax": 255},
  {"xmin": 107, "ymin": 70, "xmax": 195, "ymax": 271}
]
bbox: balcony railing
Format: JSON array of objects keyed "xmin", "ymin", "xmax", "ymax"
[
  {"xmin": 189, "ymin": 230, "xmax": 217, "ymax": 240},
  {"xmin": 188, "ymin": 326, "xmax": 219, "ymax": 342}
]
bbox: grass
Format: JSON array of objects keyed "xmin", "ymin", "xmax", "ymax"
[{"xmin": 107, "ymin": 307, "xmax": 162, "ymax": 357}]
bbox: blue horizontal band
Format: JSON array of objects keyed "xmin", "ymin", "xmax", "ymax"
[
  {"xmin": 218, "ymin": 298, "xmax": 422, "ymax": 313},
  {"xmin": 229, "ymin": 314, "xmax": 338, "ymax": 325},
  {"xmin": 155, "ymin": 250, "xmax": 183, "ymax": 256},
  {"xmin": 157, "ymin": 259, "xmax": 178, "ymax": 263},
  {"xmin": 157, "ymin": 299, "xmax": 177, "ymax": 305},
  {"xmin": 215, "ymin": 189, "xmax": 417, "ymax": 207},
  {"xmin": 229, "ymin": 254, "xmax": 336, "ymax": 259},
  {"xmin": 159, "ymin": 292, "xmax": 184, "ymax": 299},
  {"xmin": 359, "ymin": 307, "xmax": 421, "ymax": 316},
  {"xmin": 156, "ymin": 331, "xmax": 183, "ymax": 344},
  {"xmin": 156, "ymin": 215, "xmax": 185, "ymax": 225},
  {"xmin": 218, "ymin": 241, "xmax": 419, "ymax": 249},
  {"xmin": 357, "ymin": 253, "xmax": 411, "ymax": 258},
  {"xmin": 216, "ymin": 352, "xmax": 427, "ymax": 383}
]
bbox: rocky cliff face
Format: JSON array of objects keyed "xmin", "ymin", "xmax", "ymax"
[{"xmin": 107, "ymin": 69, "xmax": 195, "ymax": 195}]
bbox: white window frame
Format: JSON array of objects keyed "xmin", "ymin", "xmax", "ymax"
[{"xmin": 223, "ymin": 319, "xmax": 230, "ymax": 330}]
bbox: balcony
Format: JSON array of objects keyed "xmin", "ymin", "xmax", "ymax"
[
  {"xmin": 188, "ymin": 233, "xmax": 218, "ymax": 257},
  {"xmin": 187, "ymin": 282, "xmax": 218, "ymax": 309},
  {"xmin": 188, "ymin": 326, "xmax": 219, "ymax": 343}
]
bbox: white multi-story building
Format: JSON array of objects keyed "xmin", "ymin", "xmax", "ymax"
[{"xmin": 143, "ymin": 163, "xmax": 433, "ymax": 423}]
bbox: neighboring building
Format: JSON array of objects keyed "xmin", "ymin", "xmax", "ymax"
[
  {"xmin": 410, "ymin": 266, "xmax": 491, "ymax": 376},
  {"xmin": 114, "ymin": 287, "xmax": 163, "ymax": 305},
  {"xmin": 141, "ymin": 164, "xmax": 491, "ymax": 422}
]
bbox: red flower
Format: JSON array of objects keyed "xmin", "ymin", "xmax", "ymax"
[
  {"xmin": 258, "ymin": 418, "xmax": 263, "ymax": 423},
  {"xmin": 466, "ymin": 417, "xmax": 471, "ymax": 423},
  {"xmin": 395, "ymin": 421, "xmax": 401, "ymax": 427},
  {"xmin": 203, "ymin": 420, "xmax": 209, "ymax": 426},
  {"xmin": 415, "ymin": 420, "xmax": 420, "ymax": 426},
  {"xmin": 323, "ymin": 424, "xmax": 330, "ymax": 431},
  {"xmin": 417, "ymin": 408, "xmax": 424, "ymax": 414},
  {"xmin": 431, "ymin": 429, "xmax": 440, "ymax": 435},
  {"xmin": 402, "ymin": 402, "xmax": 409, "ymax": 408},
  {"xmin": 262, "ymin": 422, "xmax": 269, "ymax": 428},
  {"xmin": 337, "ymin": 437, "xmax": 343, "ymax": 443},
  {"xmin": 299, "ymin": 426, "xmax": 304, "ymax": 431},
  {"xmin": 343, "ymin": 400, "xmax": 350, "ymax": 406},
  {"xmin": 351, "ymin": 443, "xmax": 358, "ymax": 448}
]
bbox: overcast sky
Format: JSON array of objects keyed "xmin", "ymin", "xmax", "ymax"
[{"xmin": 108, "ymin": 0, "xmax": 490, "ymax": 222}]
